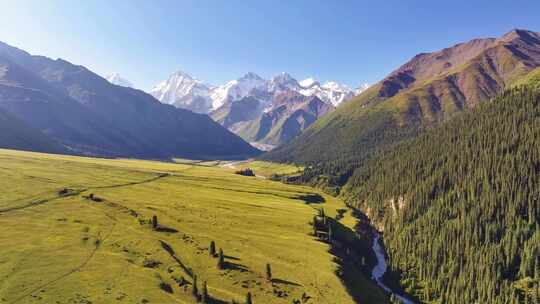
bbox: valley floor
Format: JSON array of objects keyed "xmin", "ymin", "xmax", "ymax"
[{"xmin": 0, "ymin": 149, "xmax": 387, "ymax": 304}]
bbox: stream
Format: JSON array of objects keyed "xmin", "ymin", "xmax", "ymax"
[{"xmin": 371, "ymin": 233, "xmax": 416, "ymax": 304}]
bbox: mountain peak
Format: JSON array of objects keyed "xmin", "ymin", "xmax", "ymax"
[
  {"xmin": 499, "ymin": 28, "xmax": 540, "ymax": 44},
  {"xmin": 106, "ymin": 73, "xmax": 134, "ymax": 88},
  {"xmin": 299, "ymin": 77, "xmax": 320, "ymax": 88},
  {"xmin": 240, "ymin": 72, "xmax": 263, "ymax": 80}
]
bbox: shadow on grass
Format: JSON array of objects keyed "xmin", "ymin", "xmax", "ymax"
[
  {"xmin": 223, "ymin": 261, "xmax": 249, "ymax": 272},
  {"xmin": 224, "ymin": 255, "xmax": 241, "ymax": 261},
  {"xmin": 156, "ymin": 226, "xmax": 179, "ymax": 233},
  {"xmin": 296, "ymin": 193, "xmax": 325, "ymax": 204},
  {"xmin": 271, "ymin": 278, "xmax": 302, "ymax": 287}
]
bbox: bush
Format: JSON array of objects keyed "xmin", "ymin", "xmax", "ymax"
[{"xmin": 235, "ymin": 168, "xmax": 255, "ymax": 176}]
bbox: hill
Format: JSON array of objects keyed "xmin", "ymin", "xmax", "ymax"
[
  {"xmin": 342, "ymin": 81, "xmax": 540, "ymax": 303},
  {"xmin": 0, "ymin": 41, "xmax": 259, "ymax": 159},
  {"xmin": 0, "ymin": 148, "xmax": 388, "ymax": 304},
  {"xmin": 263, "ymin": 29, "xmax": 540, "ymax": 191}
]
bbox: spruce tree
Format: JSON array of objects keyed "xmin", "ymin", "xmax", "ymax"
[
  {"xmin": 201, "ymin": 281, "xmax": 208, "ymax": 303},
  {"xmin": 151, "ymin": 215, "xmax": 158, "ymax": 229},
  {"xmin": 217, "ymin": 248, "xmax": 225, "ymax": 269},
  {"xmin": 266, "ymin": 263, "xmax": 272, "ymax": 281},
  {"xmin": 192, "ymin": 275, "xmax": 198, "ymax": 299},
  {"xmin": 209, "ymin": 241, "xmax": 216, "ymax": 257}
]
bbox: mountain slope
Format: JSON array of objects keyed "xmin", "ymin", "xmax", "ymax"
[
  {"xmin": 0, "ymin": 107, "xmax": 67, "ymax": 154},
  {"xmin": 344, "ymin": 83, "xmax": 540, "ymax": 303},
  {"xmin": 232, "ymin": 92, "xmax": 334, "ymax": 147},
  {"xmin": 0, "ymin": 41, "xmax": 259, "ymax": 159},
  {"xmin": 263, "ymin": 29, "xmax": 540, "ymax": 188}
]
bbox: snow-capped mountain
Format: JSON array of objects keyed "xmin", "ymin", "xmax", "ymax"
[
  {"xmin": 149, "ymin": 71, "xmax": 215, "ymax": 114},
  {"xmin": 210, "ymin": 72, "xmax": 268, "ymax": 110},
  {"xmin": 150, "ymin": 70, "xmax": 367, "ymax": 113},
  {"xmin": 298, "ymin": 79, "xmax": 359, "ymax": 106},
  {"xmin": 106, "ymin": 73, "xmax": 134, "ymax": 88}
]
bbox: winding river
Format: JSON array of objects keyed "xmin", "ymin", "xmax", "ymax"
[{"xmin": 371, "ymin": 233, "xmax": 416, "ymax": 304}]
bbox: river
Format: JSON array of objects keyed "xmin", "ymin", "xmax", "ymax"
[{"xmin": 371, "ymin": 233, "xmax": 416, "ymax": 304}]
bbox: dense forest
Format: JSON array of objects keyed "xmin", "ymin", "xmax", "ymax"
[{"xmin": 344, "ymin": 85, "xmax": 540, "ymax": 303}]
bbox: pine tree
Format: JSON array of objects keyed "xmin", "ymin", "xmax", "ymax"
[
  {"xmin": 192, "ymin": 275, "xmax": 198, "ymax": 299},
  {"xmin": 151, "ymin": 215, "xmax": 158, "ymax": 229},
  {"xmin": 217, "ymin": 248, "xmax": 225, "ymax": 269},
  {"xmin": 209, "ymin": 241, "xmax": 216, "ymax": 257},
  {"xmin": 266, "ymin": 263, "xmax": 272, "ymax": 281},
  {"xmin": 201, "ymin": 281, "xmax": 208, "ymax": 303}
]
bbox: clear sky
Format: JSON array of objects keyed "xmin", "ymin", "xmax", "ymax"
[{"xmin": 2, "ymin": 0, "xmax": 540, "ymax": 90}]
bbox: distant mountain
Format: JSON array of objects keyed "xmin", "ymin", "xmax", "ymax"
[
  {"xmin": 229, "ymin": 91, "xmax": 334, "ymax": 149},
  {"xmin": 264, "ymin": 29, "xmax": 540, "ymax": 170},
  {"xmin": 106, "ymin": 73, "xmax": 134, "ymax": 88},
  {"xmin": 151, "ymin": 70, "xmax": 366, "ymax": 114},
  {"xmin": 0, "ymin": 41, "xmax": 260, "ymax": 159}
]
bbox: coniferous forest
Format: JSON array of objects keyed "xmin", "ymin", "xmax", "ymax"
[{"xmin": 345, "ymin": 85, "xmax": 540, "ymax": 303}]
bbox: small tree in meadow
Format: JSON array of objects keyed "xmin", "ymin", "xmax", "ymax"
[
  {"xmin": 201, "ymin": 281, "xmax": 208, "ymax": 303},
  {"xmin": 192, "ymin": 275, "xmax": 199, "ymax": 299},
  {"xmin": 245, "ymin": 292, "xmax": 253, "ymax": 304},
  {"xmin": 217, "ymin": 248, "xmax": 225, "ymax": 269},
  {"xmin": 266, "ymin": 263, "xmax": 272, "ymax": 281},
  {"xmin": 151, "ymin": 215, "xmax": 158, "ymax": 229},
  {"xmin": 209, "ymin": 241, "xmax": 216, "ymax": 257}
]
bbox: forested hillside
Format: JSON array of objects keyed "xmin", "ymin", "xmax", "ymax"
[
  {"xmin": 344, "ymin": 84, "xmax": 540, "ymax": 303},
  {"xmin": 263, "ymin": 29, "xmax": 540, "ymax": 194}
]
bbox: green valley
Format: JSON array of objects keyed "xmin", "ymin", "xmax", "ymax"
[{"xmin": 0, "ymin": 149, "xmax": 387, "ymax": 304}]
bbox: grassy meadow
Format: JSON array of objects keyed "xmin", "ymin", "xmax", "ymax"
[{"xmin": 0, "ymin": 149, "xmax": 387, "ymax": 304}]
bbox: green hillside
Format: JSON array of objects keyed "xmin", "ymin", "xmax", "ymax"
[
  {"xmin": 343, "ymin": 84, "xmax": 540, "ymax": 303},
  {"xmin": 262, "ymin": 30, "xmax": 540, "ymax": 193},
  {"xmin": 0, "ymin": 149, "xmax": 388, "ymax": 304}
]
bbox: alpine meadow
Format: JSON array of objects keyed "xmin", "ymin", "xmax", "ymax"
[{"xmin": 1, "ymin": 1, "xmax": 540, "ymax": 304}]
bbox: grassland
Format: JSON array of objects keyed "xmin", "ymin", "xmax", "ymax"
[{"xmin": 0, "ymin": 149, "xmax": 387, "ymax": 304}]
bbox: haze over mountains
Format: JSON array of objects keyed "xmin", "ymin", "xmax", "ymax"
[{"xmin": 0, "ymin": 41, "xmax": 259, "ymax": 159}]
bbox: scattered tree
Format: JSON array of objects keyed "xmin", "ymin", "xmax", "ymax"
[
  {"xmin": 266, "ymin": 263, "xmax": 272, "ymax": 281},
  {"xmin": 209, "ymin": 240, "xmax": 216, "ymax": 257},
  {"xmin": 245, "ymin": 292, "xmax": 253, "ymax": 304},
  {"xmin": 151, "ymin": 215, "xmax": 158, "ymax": 229},
  {"xmin": 217, "ymin": 248, "xmax": 225, "ymax": 269},
  {"xmin": 201, "ymin": 281, "xmax": 208, "ymax": 303},
  {"xmin": 192, "ymin": 275, "xmax": 198, "ymax": 299}
]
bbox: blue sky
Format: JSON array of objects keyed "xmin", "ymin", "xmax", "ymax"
[{"xmin": 2, "ymin": 0, "xmax": 540, "ymax": 90}]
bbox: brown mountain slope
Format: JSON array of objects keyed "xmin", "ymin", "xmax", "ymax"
[{"xmin": 263, "ymin": 29, "xmax": 540, "ymax": 180}]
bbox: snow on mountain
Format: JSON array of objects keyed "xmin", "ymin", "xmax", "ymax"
[
  {"xmin": 150, "ymin": 70, "xmax": 367, "ymax": 113},
  {"xmin": 268, "ymin": 72, "xmax": 301, "ymax": 93},
  {"xmin": 209, "ymin": 72, "xmax": 268, "ymax": 110},
  {"xmin": 299, "ymin": 77, "xmax": 320, "ymax": 88},
  {"xmin": 149, "ymin": 71, "xmax": 215, "ymax": 114},
  {"xmin": 355, "ymin": 83, "xmax": 370, "ymax": 95},
  {"xmin": 299, "ymin": 79, "xmax": 354, "ymax": 106},
  {"xmin": 106, "ymin": 73, "xmax": 134, "ymax": 88}
]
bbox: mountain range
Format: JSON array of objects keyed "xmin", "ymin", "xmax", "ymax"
[
  {"xmin": 150, "ymin": 71, "xmax": 367, "ymax": 114},
  {"xmin": 0, "ymin": 41, "xmax": 259, "ymax": 159},
  {"xmin": 151, "ymin": 71, "xmax": 368, "ymax": 148}
]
